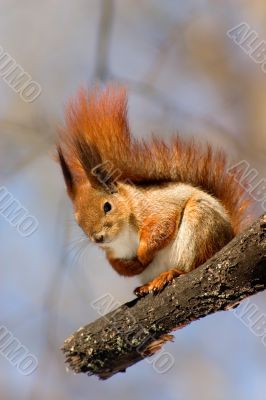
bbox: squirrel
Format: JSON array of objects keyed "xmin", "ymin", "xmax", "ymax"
[{"xmin": 56, "ymin": 84, "xmax": 252, "ymax": 297}]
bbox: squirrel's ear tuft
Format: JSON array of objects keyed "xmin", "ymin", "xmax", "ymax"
[
  {"xmin": 57, "ymin": 145, "xmax": 75, "ymax": 198},
  {"xmin": 75, "ymin": 137, "xmax": 118, "ymax": 193},
  {"xmin": 91, "ymin": 161, "xmax": 118, "ymax": 194}
]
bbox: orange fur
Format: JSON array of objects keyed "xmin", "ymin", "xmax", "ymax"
[
  {"xmin": 107, "ymin": 256, "xmax": 147, "ymax": 277},
  {"xmin": 137, "ymin": 214, "xmax": 178, "ymax": 265},
  {"xmin": 183, "ymin": 196, "xmax": 233, "ymax": 268},
  {"xmin": 58, "ymin": 84, "xmax": 252, "ymax": 235},
  {"xmin": 134, "ymin": 268, "xmax": 185, "ymax": 296}
]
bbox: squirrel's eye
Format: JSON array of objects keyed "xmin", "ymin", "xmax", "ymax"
[{"xmin": 103, "ymin": 201, "xmax": 112, "ymax": 214}]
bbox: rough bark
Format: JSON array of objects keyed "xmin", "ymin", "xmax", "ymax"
[{"xmin": 62, "ymin": 214, "xmax": 266, "ymax": 379}]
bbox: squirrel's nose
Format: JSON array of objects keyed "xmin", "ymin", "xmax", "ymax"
[{"xmin": 92, "ymin": 233, "xmax": 104, "ymax": 243}]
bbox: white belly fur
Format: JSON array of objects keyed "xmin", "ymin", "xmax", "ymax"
[
  {"xmin": 106, "ymin": 224, "xmax": 139, "ymax": 259},
  {"xmin": 107, "ymin": 224, "xmax": 177, "ymax": 283}
]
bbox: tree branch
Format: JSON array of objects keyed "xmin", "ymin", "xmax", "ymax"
[{"xmin": 61, "ymin": 214, "xmax": 266, "ymax": 379}]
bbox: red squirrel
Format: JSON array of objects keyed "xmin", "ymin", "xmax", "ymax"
[{"xmin": 57, "ymin": 84, "xmax": 252, "ymax": 297}]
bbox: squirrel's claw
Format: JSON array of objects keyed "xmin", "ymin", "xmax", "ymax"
[
  {"xmin": 134, "ymin": 268, "xmax": 185, "ymax": 297},
  {"xmin": 134, "ymin": 284, "xmax": 151, "ymax": 297}
]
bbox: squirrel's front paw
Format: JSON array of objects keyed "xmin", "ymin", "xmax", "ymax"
[
  {"xmin": 134, "ymin": 268, "xmax": 185, "ymax": 297},
  {"xmin": 134, "ymin": 283, "xmax": 151, "ymax": 297}
]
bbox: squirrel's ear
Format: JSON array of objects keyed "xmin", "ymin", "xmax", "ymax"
[
  {"xmin": 91, "ymin": 161, "xmax": 118, "ymax": 194},
  {"xmin": 75, "ymin": 139, "xmax": 118, "ymax": 194},
  {"xmin": 57, "ymin": 145, "xmax": 76, "ymax": 198}
]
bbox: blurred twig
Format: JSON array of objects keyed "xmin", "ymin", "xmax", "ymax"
[{"xmin": 93, "ymin": 0, "xmax": 114, "ymax": 81}]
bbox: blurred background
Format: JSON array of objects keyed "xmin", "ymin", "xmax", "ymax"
[{"xmin": 1, "ymin": 0, "xmax": 266, "ymax": 399}]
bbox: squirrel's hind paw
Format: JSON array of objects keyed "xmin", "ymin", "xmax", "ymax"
[{"xmin": 134, "ymin": 268, "xmax": 185, "ymax": 297}]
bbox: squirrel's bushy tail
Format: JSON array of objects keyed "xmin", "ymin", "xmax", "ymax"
[{"xmin": 58, "ymin": 84, "xmax": 253, "ymax": 235}]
